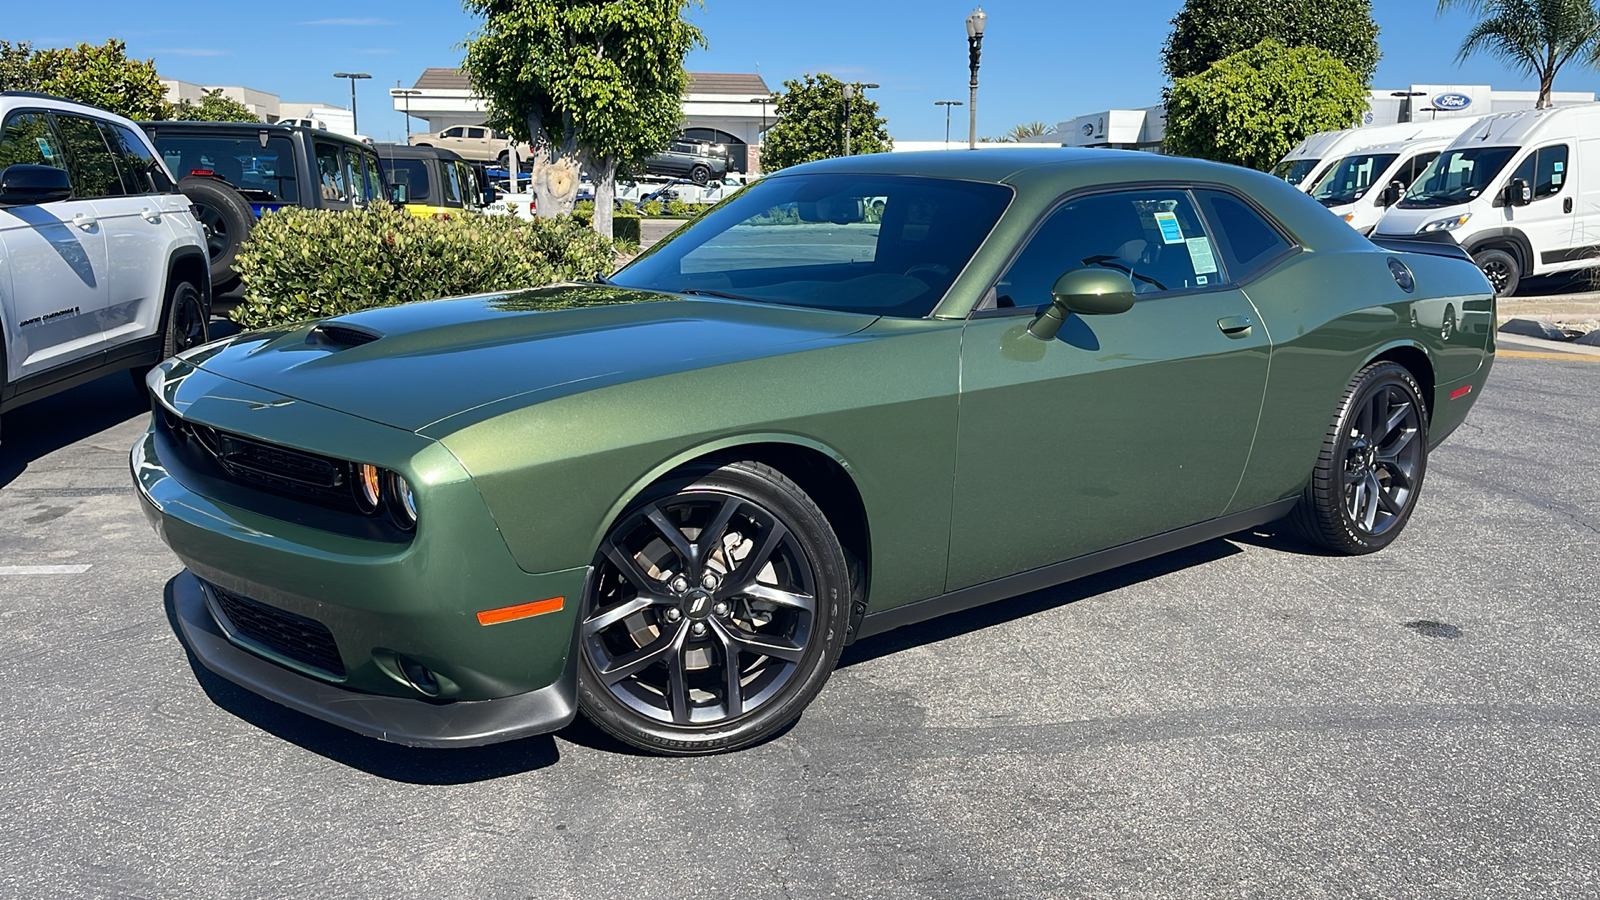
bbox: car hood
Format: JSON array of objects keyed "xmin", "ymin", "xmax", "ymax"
[{"xmin": 183, "ymin": 285, "xmax": 878, "ymax": 433}]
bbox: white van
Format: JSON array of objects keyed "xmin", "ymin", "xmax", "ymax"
[
  {"xmin": 1307, "ymin": 134, "xmax": 1458, "ymax": 235},
  {"xmin": 1374, "ymin": 103, "xmax": 1600, "ymax": 296},
  {"xmin": 1272, "ymin": 118, "xmax": 1478, "ymax": 194}
]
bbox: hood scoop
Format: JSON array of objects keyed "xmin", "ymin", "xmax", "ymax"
[{"xmin": 309, "ymin": 323, "xmax": 383, "ymax": 349}]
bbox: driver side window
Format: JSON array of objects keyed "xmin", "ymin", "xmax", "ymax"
[{"xmin": 994, "ymin": 189, "xmax": 1220, "ymax": 309}]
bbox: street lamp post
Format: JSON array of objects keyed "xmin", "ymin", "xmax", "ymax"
[
  {"xmin": 393, "ymin": 88, "xmax": 422, "ymax": 138},
  {"xmin": 1391, "ymin": 90, "xmax": 1426, "ymax": 123},
  {"xmin": 841, "ymin": 82, "xmax": 879, "ymax": 157},
  {"xmin": 966, "ymin": 8, "xmax": 986, "ymax": 150},
  {"xmin": 935, "ymin": 100, "xmax": 963, "ymax": 148},
  {"xmin": 333, "ymin": 72, "xmax": 371, "ymax": 135}
]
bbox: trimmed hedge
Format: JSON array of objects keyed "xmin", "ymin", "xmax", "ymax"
[
  {"xmin": 230, "ymin": 206, "xmax": 615, "ymax": 328},
  {"xmin": 571, "ymin": 207, "xmax": 643, "ymax": 245}
]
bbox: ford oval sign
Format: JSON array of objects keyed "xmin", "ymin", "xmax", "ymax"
[{"xmin": 1433, "ymin": 92, "xmax": 1473, "ymax": 111}]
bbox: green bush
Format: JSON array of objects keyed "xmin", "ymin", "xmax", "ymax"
[
  {"xmin": 230, "ymin": 206, "xmax": 615, "ymax": 328},
  {"xmin": 572, "ymin": 208, "xmax": 642, "ymax": 245},
  {"xmin": 640, "ymin": 198, "xmax": 664, "ymax": 217}
]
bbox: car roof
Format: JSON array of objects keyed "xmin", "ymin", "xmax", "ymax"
[
  {"xmin": 1, "ymin": 91, "xmax": 146, "ymax": 131},
  {"xmin": 373, "ymin": 143, "xmax": 470, "ymax": 162},
  {"xmin": 776, "ymin": 147, "xmax": 1265, "ymax": 188},
  {"xmin": 141, "ymin": 121, "xmax": 372, "ymax": 147}
]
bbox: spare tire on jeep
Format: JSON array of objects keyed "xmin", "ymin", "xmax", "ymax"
[{"xmin": 179, "ymin": 175, "xmax": 254, "ymax": 289}]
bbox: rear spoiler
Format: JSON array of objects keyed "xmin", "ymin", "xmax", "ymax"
[{"xmin": 1368, "ymin": 231, "xmax": 1473, "ymax": 263}]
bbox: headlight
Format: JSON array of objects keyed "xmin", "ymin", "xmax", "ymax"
[
  {"xmin": 1419, "ymin": 214, "xmax": 1471, "ymax": 233},
  {"xmin": 390, "ymin": 472, "xmax": 418, "ymax": 527},
  {"xmin": 356, "ymin": 464, "xmax": 382, "ymax": 512}
]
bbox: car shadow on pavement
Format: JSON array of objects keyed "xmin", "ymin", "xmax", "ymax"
[
  {"xmin": 162, "ymin": 580, "xmax": 561, "ymax": 783},
  {"xmin": 0, "ymin": 371, "xmax": 149, "ymax": 489},
  {"xmin": 838, "ymin": 536, "xmax": 1245, "ymax": 669}
]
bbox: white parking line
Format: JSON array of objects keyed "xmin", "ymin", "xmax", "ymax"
[{"xmin": 0, "ymin": 565, "xmax": 93, "ymax": 575}]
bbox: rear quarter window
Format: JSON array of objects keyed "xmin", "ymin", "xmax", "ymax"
[{"xmin": 1193, "ymin": 189, "xmax": 1293, "ymax": 278}]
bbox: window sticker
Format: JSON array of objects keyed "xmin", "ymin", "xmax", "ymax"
[
  {"xmin": 1185, "ymin": 236, "xmax": 1219, "ymax": 275},
  {"xmin": 1196, "ymin": 275, "xmax": 1209, "ymax": 285},
  {"xmin": 1553, "ymin": 161, "xmax": 1564, "ymax": 172},
  {"xmin": 1552, "ymin": 173, "xmax": 1563, "ymax": 185},
  {"xmin": 37, "ymin": 138, "xmax": 53, "ymax": 159},
  {"xmin": 1154, "ymin": 211, "xmax": 1184, "ymax": 244}
]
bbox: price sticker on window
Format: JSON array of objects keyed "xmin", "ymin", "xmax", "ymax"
[
  {"xmin": 1185, "ymin": 236, "xmax": 1218, "ymax": 275},
  {"xmin": 37, "ymin": 138, "xmax": 53, "ymax": 159},
  {"xmin": 1154, "ymin": 211, "xmax": 1185, "ymax": 244}
]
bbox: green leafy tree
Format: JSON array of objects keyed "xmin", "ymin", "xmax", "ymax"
[
  {"xmin": 167, "ymin": 89, "xmax": 262, "ymax": 122},
  {"xmin": 0, "ymin": 39, "xmax": 166, "ymax": 120},
  {"xmin": 1161, "ymin": 0, "xmax": 1381, "ymax": 85},
  {"xmin": 460, "ymin": 0, "xmax": 705, "ymax": 239},
  {"xmin": 1164, "ymin": 39, "xmax": 1368, "ymax": 171},
  {"xmin": 992, "ymin": 121, "xmax": 1057, "ymax": 143},
  {"xmin": 760, "ymin": 74, "xmax": 892, "ymax": 171},
  {"xmin": 1439, "ymin": 0, "xmax": 1600, "ymax": 107}
]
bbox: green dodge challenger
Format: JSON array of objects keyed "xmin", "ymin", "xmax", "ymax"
[{"xmin": 133, "ymin": 150, "xmax": 1494, "ymax": 755}]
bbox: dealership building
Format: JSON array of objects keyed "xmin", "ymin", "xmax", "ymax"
[
  {"xmin": 393, "ymin": 69, "xmax": 773, "ymax": 173},
  {"xmin": 1058, "ymin": 84, "xmax": 1597, "ymax": 152}
]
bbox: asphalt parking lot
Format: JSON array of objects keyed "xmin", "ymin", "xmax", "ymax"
[{"xmin": 2, "ymin": 348, "xmax": 1598, "ymax": 898}]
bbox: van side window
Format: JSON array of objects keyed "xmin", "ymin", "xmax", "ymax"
[{"xmin": 1509, "ymin": 145, "xmax": 1569, "ymax": 201}]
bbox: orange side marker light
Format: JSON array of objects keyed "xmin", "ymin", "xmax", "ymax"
[{"xmin": 477, "ymin": 596, "xmax": 564, "ymax": 625}]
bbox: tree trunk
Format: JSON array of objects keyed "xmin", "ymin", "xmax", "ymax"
[
  {"xmin": 525, "ymin": 110, "xmax": 556, "ymax": 218},
  {"xmin": 523, "ymin": 111, "xmax": 583, "ymax": 218},
  {"xmin": 590, "ymin": 156, "xmax": 617, "ymax": 241},
  {"xmin": 1538, "ymin": 69, "xmax": 1554, "ymax": 108}
]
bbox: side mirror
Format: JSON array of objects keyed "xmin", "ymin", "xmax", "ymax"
[
  {"xmin": 0, "ymin": 164, "xmax": 73, "ymax": 206},
  {"xmin": 389, "ymin": 182, "xmax": 409, "ymax": 205},
  {"xmin": 1028, "ymin": 268, "xmax": 1137, "ymax": 340},
  {"xmin": 1507, "ymin": 177, "xmax": 1532, "ymax": 207},
  {"xmin": 1379, "ymin": 180, "xmax": 1404, "ymax": 208}
]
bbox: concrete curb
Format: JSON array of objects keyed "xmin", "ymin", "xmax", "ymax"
[{"xmin": 1495, "ymin": 332, "xmax": 1600, "ymax": 358}]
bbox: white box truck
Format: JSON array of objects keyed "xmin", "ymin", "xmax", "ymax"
[{"xmin": 1373, "ymin": 103, "xmax": 1600, "ymax": 296}]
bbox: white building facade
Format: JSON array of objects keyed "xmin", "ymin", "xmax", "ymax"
[{"xmin": 392, "ymin": 69, "xmax": 773, "ymax": 173}]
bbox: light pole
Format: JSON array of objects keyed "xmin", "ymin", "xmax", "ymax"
[
  {"xmin": 1391, "ymin": 90, "xmax": 1425, "ymax": 123},
  {"xmin": 333, "ymin": 72, "xmax": 371, "ymax": 135},
  {"xmin": 935, "ymin": 100, "xmax": 963, "ymax": 148},
  {"xmin": 842, "ymin": 82, "xmax": 879, "ymax": 157},
  {"xmin": 966, "ymin": 8, "xmax": 986, "ymax": 150},
  {"xmin": 392, "ymin": 88, "xmax": 422, "ymax": 138}
]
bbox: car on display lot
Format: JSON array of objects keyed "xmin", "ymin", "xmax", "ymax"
[
  {"xmin": 643, "ymin": 138, "xmax": 730, "ymax": 185},
  {"xmin": 374, "ymin": 143, "xmax": 492, "ymax": 218},
  {"xmin": 408, "ymin": 125, "xmax": 516, "ymax": 167},
  {"xmin": 133, "ymin": 149, "xmax": 1495, "ymax": 756},
  {"xmin": 140, "ymin": 122, "xmax": 388, "ymax": 291},
  {"xmin": 0, "ymin": 91, "xmax": 210, "ymax": 442}
]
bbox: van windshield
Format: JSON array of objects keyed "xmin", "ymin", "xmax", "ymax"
[
  {"xmin": 1311, "ymin": 152, "xmax": 1398, "ymax": 206},
  {"xmin": 1271, "ymin": 158, "xmax": 1321, "ymax": 186},
  {"xmin": 1399, "ymin": 147, "xmax": 1517, "ymax": 209}
]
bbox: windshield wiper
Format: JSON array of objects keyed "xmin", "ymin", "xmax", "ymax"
[{"xmin": 677, "ymin": 288, "xmax": 763, "ymax": 303}]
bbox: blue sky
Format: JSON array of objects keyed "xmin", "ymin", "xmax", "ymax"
[{"xmin": 10, "ymin": 1, "xmax": 1598, "ymax": 142}]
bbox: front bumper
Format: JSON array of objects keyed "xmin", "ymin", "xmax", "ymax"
[
  {"xmin": 133, "ymin": 361, "xmax": 591, "ymax": 747},
  {"xmin": 173, "ymin": 571, "xmax": 577, "ymax": 748}
]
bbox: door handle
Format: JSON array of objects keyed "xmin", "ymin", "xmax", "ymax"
[
  {"xmin": 1217, "ymin": 315, "xmax": 1253, "ymax": 337},
  {"xmin": 72, "ymin": 213, "xmax": 98, "ymax": 231},
  {"xmin": 1565, "ymin": 197, "xmax": 1573, "ymax": 214},
  {"xmin": 140, "ymin": 207, "xmax": 162, "ymax": 223}
]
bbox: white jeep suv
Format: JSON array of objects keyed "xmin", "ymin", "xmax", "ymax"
[{"xmin": 0, "ymin": 92, "xmax": 209, "ymax": 441}]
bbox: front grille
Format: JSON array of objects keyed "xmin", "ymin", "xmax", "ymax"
[
  {"xmin": 208, "ymin": 582, "xmax": 346, "ymax": 678},
  {"xmin": 164, "ymin": 412, "xmax": 356, "ymax": 508}
]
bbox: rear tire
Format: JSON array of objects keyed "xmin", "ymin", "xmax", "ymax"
[
  {"xmin": 576, "ymin": 459, "xmax": 850, "ymax": 755},
  {"xmin": 1473, "ymin": 247, "xmax": 1521, "ymax": 297},
  {"xmin": 1290, "ymin": 362, "xmax": 1429, "ymax": 555},
  {"xmin": 179, "ymin": 176, "xmax": 254, "ymax": 286}
]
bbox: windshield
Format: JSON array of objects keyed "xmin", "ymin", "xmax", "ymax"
[
  {"xmin": 1399, "ymin": 147, "xmax": 1517, "ymax": 208},
  {"xmin": 611, "ymin": 173, "xmax": 1014, "ymax": 317},
  {"xmin": 1271, "ymin": 157, "xmax": 1321, "ymax": 186},
  {"xmin": 1311, "ymin": 152, "xmax": 1398, "ymax": 206},
  {"xmin": 154, "ymin": 135, "xmax": 299, "ymax": 203}
]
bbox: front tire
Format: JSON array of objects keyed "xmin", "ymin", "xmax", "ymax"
[
  {"xmin": 1473, "ymin": 247, "xmax": 1521, "ymax": 297},
  {"xmin": 130, "ymin": 278, "xmax": 209, "ymax": 395},
  {"xmin": 576, "ymin": 460, "xmax": 850, "ymax": 755},
  {"xmin": 1290, "ymin": 362, "xmax": 1429, "ymax": 555},
  {"xmin": 689, "ymin": 164, "xmax": 711, "ymax": 186}
]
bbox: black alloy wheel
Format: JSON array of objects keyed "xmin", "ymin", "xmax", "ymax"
[
  {"xmin": 689, "ymin": 164, "xmax": 711, "ymax": 186},
  {"xmin": 1290, "ymin": 362, "xmax": 1429, "ymax": 555},
  {"xmin": 576, "ymin": 460, "xmax": 849, "ymax": 755},
  {"xmin": 1473, "ymin": 248, "xmax": 1521, "ymax": 297},
  {"xmin": 163, "ymin": 281, "xmax": 210, "ymax": 359}
]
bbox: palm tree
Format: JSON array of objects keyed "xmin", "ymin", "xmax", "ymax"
[
  {"xmin": 1000, "ymin": 121, "xmax": 1058, "ymax": 143},
  {"xmin": 1439, "ymin": 0, "xmax": 1600, "ymax": 107}
]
